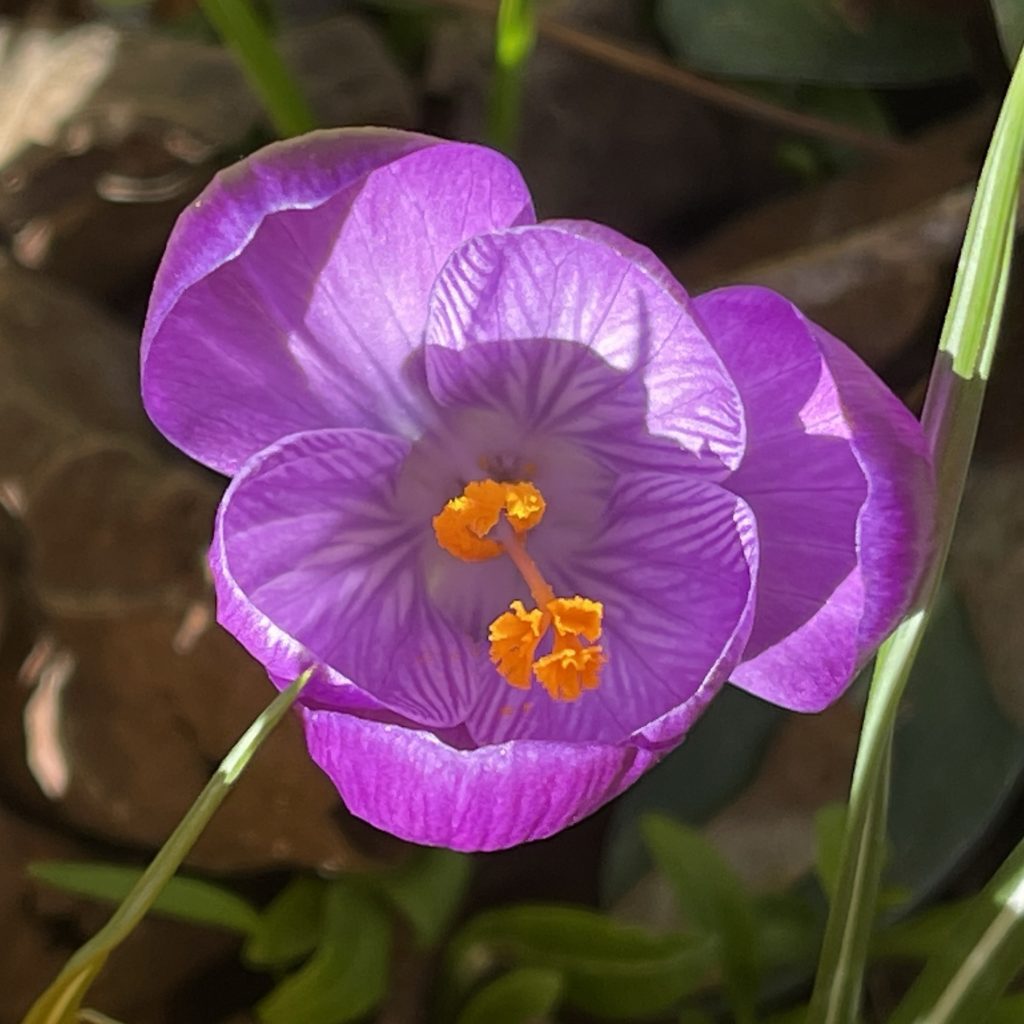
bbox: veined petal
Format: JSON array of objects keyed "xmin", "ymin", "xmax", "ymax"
[
  {"xmin": 143, "ymin": 129, "xmax": 535, "ymax": 475},
  {"xmin": 696, "ymin": 286, "xmax": 933, "ymax": 711},
  {"xmin": 811, "ymin": 326, "xmax": 935, "ymax": 649},
  {"xmin": 211, "ymin": 428, "xmax": 485, "ymax": 727},
  {"xmin": 302, "ymin": 710, "xmax": 659, "ymax": 851},
  {"xmin": 466, "ymin": 474, "xmax": 758, "ymax": 745},
  {"xmin": 423, "ymin": 224, "xmax": 745, "ymax": 475}
]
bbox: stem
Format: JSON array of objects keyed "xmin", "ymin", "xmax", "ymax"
[
  {"xmin": 21, "ymin": 671, "xmax": 312, "ymax": 1024},
  {"xmin": 806, "ymin": 47, "xmax": 1024, "ymax": 1024},
  {"xmin": 199, "ymin": 0, "xmax": 316, "ymax": 139},
  {"xmin": 486, "ymin": 0, "xmax": 536, "ymax": 153}
]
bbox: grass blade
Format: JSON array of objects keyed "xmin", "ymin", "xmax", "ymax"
[
  {"xmin": 28, "ymin": 862, "xmax": 259, "ymax": 935},
  {"xmin": 20, "ymin": 670, "xmax": 312, "ymax": 1024},
  {"xmin": 199, "ymin": 0, "xmax": 316, "ymax": 138},
  {"xmin": 487, "ymin": 0, "xmax": 536, "ymax": 153},
  {"xmin": 889, "ymin": 836, "xmax": 1024, "ymax": 1022},
  {"xmin": 807, "ymin": 44, "xmax": 1024, "ymax": 1024}
]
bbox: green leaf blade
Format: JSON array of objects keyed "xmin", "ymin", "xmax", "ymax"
[
  {"xmin": 449, "ymin": 903, "xmax": 714, "ymax": 1019},
  {"xmin": 642, "ymin": 815, "xmax": 759, "ymax": 1023},
  {"xmin": 808, "ymin": 42, "xmax": 1024, "ymax": 1024},
  {"xmin": 371, "ymin": 847, "xmax": 471, "ymax": 948},
  {"xmin": 813, "ymin": 804, "xmax": 847, "ymax": 903},
  {"xmin": 244, "ymin": 876, "xmax": 326, "ymax": 968},
  {"xmin": 29, "ymin": 862, "xmax": 259, "ymax": 935},
  {"xmin": 889, "ymin": 837, "xmax": 1024, "ymax": 1023},
  {"xmin": 198, "ymin": 0, "xmax": 316, "ymax": 138},
  {"xmin": 455, "ymin": 967, "xmax": 563, "ymax": 1024},
  {"xmin": 257, "ymin": 879, "xmax": 391, "ymax": 1024},
  {"xmin": 22, "ymin": 670, "xmax": 311, "ymax": 1024}
]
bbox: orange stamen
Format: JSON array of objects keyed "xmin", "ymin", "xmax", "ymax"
[
  {"xmin": 534, "ymin": 637, "xmax": 605, "ymax": 701},
  {"xmin": 488, "ymin": 601, "xmax": 544, "ymax": 690},
  {"xmin": 432, "ymin": 478, "xmax": 605, "ymax": 700}
]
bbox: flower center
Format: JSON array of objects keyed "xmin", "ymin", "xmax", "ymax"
[{"xmin": 432, "ymin": 480, "xmax": 605, "ymax": 701}]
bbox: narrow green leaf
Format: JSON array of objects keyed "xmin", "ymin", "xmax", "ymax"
[
  {"xmin": 29, "ymin": 862, "xmax": 258, "ymax": 936},
  {"xmin": 814, "ymin": 805, "xmax": 908, "ymax": 910},
  {"xmin": 871, "ymin": 899, "xmax": 973, "ymax": 962},
  {"xmin": 808, "ymin": 44, "xmax": 1024, "ymax": 1024},
  {"xmin": 21, "ymin": 961, "xmax": 105, "ymax": 1024},
  {"xmin": 21, "ymin": 671, "xmax": 311, "ymax": 1024},
  {"xmin": 257, "ymin": 879, "xmax": 391, "ymax": 1024},
  {"xmin": 814, "ymin": 804, "xmax": 848, "ymax": 903},
  {"xmin": 371, "ymin": 847, "xmax": 471, "ymax": 948},
  {"xmin": 889, "ymin": 835, "xmax": 1024, "ymax": 1022},
  {"xmin": 991, "ymin": 994, "xmax": 1024, "ymax": 1023},
  {"xmin": 243, "ymin": 876, "xmax": 326, "ymax": 968},
  {"xmin": 455, "ymin": 967, "xmax": 563, "ymax": 1024},
  {"xmin": 449, "ymin": 903, "xmax": 714, "ymax": 1020},
  {"xmin": 642, "ymin": 815, "xmax": 759, "ymax": 1023},
  {"xmin": 486, "ymin": 0, "xmax": 535, "ymax": 153},
  {"xmin": 198, "ymin": 0, "xmax": 315, "ymax": 139}
]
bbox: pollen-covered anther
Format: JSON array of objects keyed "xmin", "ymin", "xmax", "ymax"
[
  {"xmin": 503, "ymin": 482, "xmax": 545, "ymax": 533},
  {"xmin": 488, "ymin": 601, "xmax": 544, "ymax": 690},
  {"xmin": 488, "ymin": 593, "xmax": 606, "ymax": 699},
  {"xmin": 432, "ymin": 479, "xmax": 545, "ymax": 561},
  {"xmin": 534, "ymin": 637, "xmax": 605, "ymax": 701},
  {"xmin": 548, "ymin": 596, "xmax": 603, "ymax": 642},
  {"xmin": 436, "ymin": 478, "xmax": 605, "ymax": 700}
]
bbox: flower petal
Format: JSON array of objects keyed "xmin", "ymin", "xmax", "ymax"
[
  {"xmin": 143, "ymin": 129, "xmax": 535, "ymax": 474},
  {"xmin": 465, "ymin": 474, "xmax": 758, "ymax": 745},
  {"xmin": 695, "ymin": 286, "xmax": 933, "ymax": 711},
  {"xmin": 302, "ymin": 710, "xmax": 659, "ymax": 851},
  {"xmin": 423, "ymin": 223, "xmax": 745, "ymax": 474},
  {"xmin": 211, "ymin": 428, "xmax": 486, "ymax": 726}
]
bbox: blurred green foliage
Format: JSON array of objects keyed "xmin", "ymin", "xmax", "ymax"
[{"xmin": 657, "ymin": 0, "xmax": 970, "ymax": 86}]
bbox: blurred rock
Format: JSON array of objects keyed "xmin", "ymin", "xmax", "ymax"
[
  {"xmin": 671, "ymin": 109, "xmax": 992, "ymax": 380},
  {"xmin": 427, "ymin": 0, "xmax": 784, "ymax": 239},
  {"xmin": 0, "ymin": 265, "xmax": 394, "ymax": 872},
  {"xmin": 0, "ymin": 15, "xmax": 415, "ymax": 302}
]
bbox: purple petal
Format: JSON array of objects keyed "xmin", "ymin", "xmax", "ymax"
[
  {"xmin": 302, "ymin": 710, "xmax": 659, "ymax": 850},
  {"xmin": 420, "ymin": 338, "xmax": 684, "ymax": 480},
  {"xmin": 211, "ymin": 428, "xmax": 486, "ymax": 726},
  {"xmin": 143, "ymin": 129, "xmax": 535, "ymax": 475},
  {"xmin": 696, "ymin": 286, "xmax": 933, "ymax": 711},
  {"xmin": 544, "ymin": 219, "xmax": 691, "ymax": 306},
  {"xmin": 465, "ymin": 474, "xmax": 758, "ymax": 745},
  {"xmin": 423, "ymin": 224, "xmax": 745, "ymax": 475}
]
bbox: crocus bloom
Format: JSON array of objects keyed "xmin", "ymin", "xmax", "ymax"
[{"xmin": 141, "ymin": 129, "xmax": 933, "ymax": 851}]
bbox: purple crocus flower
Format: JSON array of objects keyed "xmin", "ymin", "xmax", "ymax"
[{"xmin": 141, "ymin": 129, "xmax": 934, "ymax": 851}]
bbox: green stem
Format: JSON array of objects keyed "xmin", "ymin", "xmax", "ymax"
[
  {"xmin": 486, "ymin": 0, "xmax": 536, "ymax": 153},
  {"xmin": 889, "ymin": 836, "xmax": 1024, "ymax": 1022},
  {"xmin": 21, "ymin": 671, "xmax": 312, "ymax": 1024},
  {"xmin": 807, "ymin": 45, "xmax": 1024, "ymax": 1024},
  {"xmin": 199, "ymin": 0, "xmax": 316, "ymax": 139}
]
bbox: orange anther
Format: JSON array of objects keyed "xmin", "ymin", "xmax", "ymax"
[
  {"xmin": 548, "ymin": 596, "xmax": 603, "ymax": 643},
  {"xmin": 488, "ymin": 601, "xmax": 545, "ymax": 690},
  {"xmin": 434, "ymin": 479, "xmax": 605, "ymax": 700},
  {"xmin": 533, "ymin": 639, "xmax": 605, "ymax": 701}
]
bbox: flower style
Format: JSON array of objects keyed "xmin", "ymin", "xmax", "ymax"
[{"xmin": 141, "ymin": 129, "xmax": 934, "ymax": 851}]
